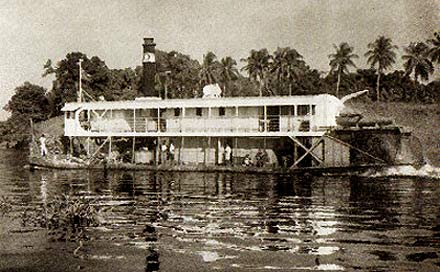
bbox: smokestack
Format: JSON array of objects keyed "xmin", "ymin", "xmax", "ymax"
[{"xmin": 141, "ymin": 37, "xmax": 158, "ymax": 97}]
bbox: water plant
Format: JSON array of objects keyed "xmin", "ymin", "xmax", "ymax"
[
  {"xmin": 0, "ymin": 195, "xmax": 13, "ymax": 216},
  {"xmin": 20, "ymin": 194, "xmax": 101, "ymax": 257}
]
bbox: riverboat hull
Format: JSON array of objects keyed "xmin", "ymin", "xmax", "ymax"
[{"xmin": 28, "ymin": 155, "xmax": 404, "ymax": 176}]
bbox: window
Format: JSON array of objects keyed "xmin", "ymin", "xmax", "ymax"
[
  {"xmin": 196, "ymin": 108, "xmax": 202, "ymax": 116},
  {"xmin": 174, "ymin": 108, "xmax": 181, "ymax": 117},
  {"xmin": 280, "ymin": 106, "xmax": 294, "ymax": 115},
  {"xmin": 311, "ymin": 105, "xmax": 316, "ymax": 115},
  {"xmin": 297, "ymin": 105, "xmax": 310, "ymax": 116},
  {"xmin": 219, "ymin": 107, "xmax": 225, "ymax": 116}
]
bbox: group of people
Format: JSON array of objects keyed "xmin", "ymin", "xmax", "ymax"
[
  {"xmin": 242, "ymin": 149, "xmax": 269, "ymax": 167},
  {"xmin": 159, "ymin": 141, "xmax": 175, "ymax": 164}
]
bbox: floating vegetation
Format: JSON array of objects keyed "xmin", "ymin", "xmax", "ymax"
[
  {"xmin": 22, "ymin": 194, "xmax": 101, "ymax": 242},
  {"xmin": 0, "ymin": 195, "xmax": 13, "ymax": 215}
]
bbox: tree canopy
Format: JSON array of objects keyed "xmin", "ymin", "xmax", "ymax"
[
  {"xmin": 365, "ymin": 36, "xmax": 398, "ymax": 100},
  {"xmin": 2, "ymin": 31, "xmax": 440, "ymax": 147},
  {"xmin": 328, "ymin": 42, "xmax": 359, "ymax": 97}
]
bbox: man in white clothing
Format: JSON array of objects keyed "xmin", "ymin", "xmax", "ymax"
[{"xmin": 39, "ymin": 134, "xmax": 48, "ymax": 157}]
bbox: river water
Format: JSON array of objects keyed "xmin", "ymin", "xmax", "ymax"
[{"xmin": 0, "ymin": 149, "xmax": 439, "ymax": 271}]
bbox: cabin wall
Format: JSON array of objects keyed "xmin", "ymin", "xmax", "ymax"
[
  {"xmin": 322, "ymin": 137, "xmax": 350, "ymax": 167},
  {"xmin": 158, "ymin": 137, "xmax": 215, "ymax": 165}
]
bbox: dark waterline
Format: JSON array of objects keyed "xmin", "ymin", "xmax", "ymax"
[{"xmin": 0, "ymin": 149, "xmax": 439, "ymax": 271}]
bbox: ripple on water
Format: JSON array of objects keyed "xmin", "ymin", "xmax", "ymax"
[{"xmin": 1, "ymin": 153, "xmax": 439, "ymax": 271}]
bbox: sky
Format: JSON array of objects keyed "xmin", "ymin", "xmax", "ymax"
[{"xmin": 0, "ymin": 0, "xmax": 439, "ymax": 120}]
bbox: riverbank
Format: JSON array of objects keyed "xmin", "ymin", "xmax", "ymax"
[{"xmin": 350, "ymin": 101, "xmax": 440, "ymax": 166}]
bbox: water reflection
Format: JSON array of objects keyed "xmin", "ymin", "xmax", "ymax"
[
  {"xmin": 348, "ymin": 176, "xmax": 400, "ymax": 230},
  {"xmin": 1, "ymin": 149, "xmax": 439, "ymax": 271}
]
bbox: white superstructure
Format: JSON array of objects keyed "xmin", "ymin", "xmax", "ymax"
[{"xmin": 62, "ymin": 94, "xmax": 343, "ymax": 138}]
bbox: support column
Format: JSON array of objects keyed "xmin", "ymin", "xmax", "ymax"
[
  {"xmin": 108, "ymin": 136, "xmax": 112, "ymax": 159},
  {"xmin": 157, "ymin": 108, "xmax": 160, "ymax": 132},
  {"xmin": 132, "ymin": 137, "xmax": 136, "ymax": 163},
  {"xmin": 217, "ymin": 138, "xmax": 222, "ymax": 165},
  {"xmin": 203, "ymin": 137, "xmax": 207, "ymax": 165},
  {"xmin": 207, "ymin": 137, "xmax": 211, "ymax": 165},
  {"xmin": 87, "ymin": 109, "xmax": 90, "ymax": 132},
  {"xmin": 179, "ymin": 137, "xmax": 184, "ymax": 165},
  {"xmin": 87, "ymin": 137, "xmax": 90, "ymax": 156},
  {"xmin": 235, "ymin": 106, "xmax": 239, "ymax": 132},
  {"xmin": 69, "ymin": 137, "xmax": 73, "ymax": 157},
  {"xmin": 264, "ymin": 106, "xmax": 267, "ymax": 132},
  {"xmin": 155, "ymin": 136, "xmax": 160, "ymax": 165},
  {"xmin": 234, "ymin": 137, "xmax": 238, "ymax": 165},
  {"xmin": 133, "ymin": 109, "xmax": 136, "ymax": 133}
]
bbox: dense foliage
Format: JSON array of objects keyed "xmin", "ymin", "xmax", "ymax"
[{"xmin": 1, "ymin": 32, "xmax": 439, "ymax": 146}]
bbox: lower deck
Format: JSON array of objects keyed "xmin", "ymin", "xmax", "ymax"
[{"xmin": 31, "ymin": 117, "xmax": 414, "ymax": 171}]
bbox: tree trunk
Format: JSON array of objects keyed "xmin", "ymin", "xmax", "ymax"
[
  {"xmin": 413, "ymin": 76, "xmax": 418, "ymax": 102},
  {"xmin": 336, "ymin": 71, "xmax": 341, "ymax": 98},
  {"xmin": 259, "ymin": 80, "xmax": 263, "ymax": 97},
  {"xmin": 376, "ymin": 72, "xmax": 381, "ymax": 101}
]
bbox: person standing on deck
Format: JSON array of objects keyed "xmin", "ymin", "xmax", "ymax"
[
  {"xmin": 168, "ymin": 141, "xmax": 175, "ymax": 163},
  {"xmin": 224, "ymin": 144, "xmax": 232, "ymax": 165},
  {"xmin": 160, "ymin": 141, "xmax": 168, "ymax": 164},
  {"xmin": 39, "ymin": 134, "xmax": 48, "ymax": 157}
]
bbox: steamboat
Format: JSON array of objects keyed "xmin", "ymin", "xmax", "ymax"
[{"xmin": 29, "ymin": 38, "xmax": 415, "ymax": 173}]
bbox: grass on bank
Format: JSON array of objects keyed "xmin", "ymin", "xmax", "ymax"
[{"xmin": 350, "ymin": 101, "xmax": 440, "ymax": 166}]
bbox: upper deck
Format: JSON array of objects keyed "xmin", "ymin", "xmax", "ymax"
[{"xmin": 62, "ymin": 94, "xmax": 342, "ymax": 137}]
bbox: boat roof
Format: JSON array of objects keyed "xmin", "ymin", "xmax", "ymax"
[{"xmin": 62, "ymin": 94, "xmax": 339, "ymax": 111}]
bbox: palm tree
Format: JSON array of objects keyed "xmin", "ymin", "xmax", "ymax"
[
  {"xmin": 328, "ymin": 42, "xmax": 358, "ymax": 97},
  {"xmin": 402, "ymin": 42, "xmax": 434, "ymax": 84},
  {"xmin": 218, "ymin": 56, "xmax": 239, "ymax": 96},
  {"xmin": 272, "ymin": 47, "xmax": 305, "ymax": 95},
  {"xmin": 241, "ymin": 48, "xmax": 271, "ymax": 96},
  {"xmin": 365, "ymin": 36, "xmax": 398, "ymax": 101},
  {"xmin": 427, "ymin": 31, "xmax": 440, "ymax": 64},
  {"xmin": 199, "ymin": 51, "xmax": 219, "ymax": 86}
]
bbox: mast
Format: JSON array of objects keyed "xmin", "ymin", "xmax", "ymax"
[{"xmin": 78, "ymin": 59, "xmax": 83, "ymax": 103}]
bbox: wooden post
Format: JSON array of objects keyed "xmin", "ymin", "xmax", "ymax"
[
  {"xmin": 235, "ymin": 106, "xmax": 239, "ymax": 132},
  {"xmin": 155, "ymin": 136, "xmax": 160, "ymax": 165},
  {"xmin": 157, "ymin": 108, "xmax": 160, "ymax": 132},
  {"xmin": 108, "ymin": 136, "xmax": 112, "ymax": 159},
  {"xmin": 203, "ymin": 137, "xmax": 207, "ymax": 165},
  {"xmin": 87, "ymin": 137, "xmax": 90, "ymax": 156},
  {"xmin": 234, "ymin": 137, "xmax": 238, "ymax": 165},
  {"xmin": 69, "ymin": 137, "xmax": 73, "ymax": 157},
  {"xmin": 264, "ymin": 105, "xmax": 267, "ymax": 132},
  {"xmin": 217, "ymin": 137, "xmax": 221, "ymax": 165},
  {"xmin": 203, "ymin": 136, "xmax": 211, "ymax": 165},
  {"xmin": 179, "ymin": 136, "xmax": 184, "ymax": 165},
  {"xmin": 133, "ymin": 109, "xmax": 136, "ymax": 133},
  {"xmin": 132, "ymin": 137, "xmax": 136, "ymax": 163},
  {"xmin": 208, "ymin": 136, "xmax": 211, "ymax": 165}
]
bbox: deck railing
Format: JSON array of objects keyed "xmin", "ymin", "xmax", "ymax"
[{"xmin": 84, "ymin": 115, "xmax": 313, "ymax": 134}]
